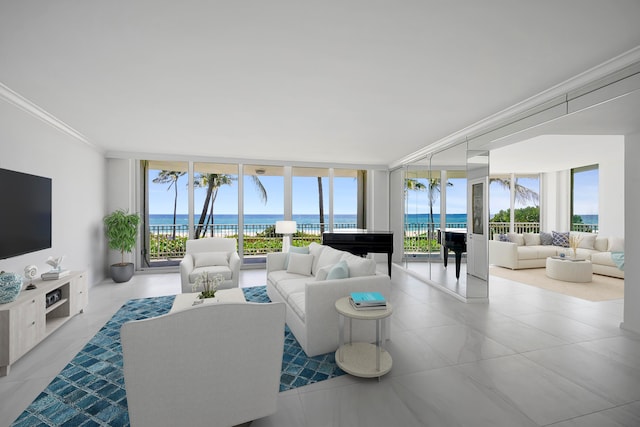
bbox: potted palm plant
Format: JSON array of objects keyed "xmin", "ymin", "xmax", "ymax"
[{"xmin": 104, "ymin": 209, "xmax": 140, "ymax": 283}]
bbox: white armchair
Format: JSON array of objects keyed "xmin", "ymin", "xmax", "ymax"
[
  {"xmin": 179, "ymin": 237, "xmax": 241, "ymax": 293},
  {"xmin": 121, "ymin": 302, "xmax": 286, "ymax": 427}
]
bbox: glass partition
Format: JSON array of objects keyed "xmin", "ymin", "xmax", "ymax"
[{"xmin": 401, "ymin": 142, "xmax": 490, "ymax": 300}]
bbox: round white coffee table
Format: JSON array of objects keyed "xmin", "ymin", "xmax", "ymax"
[
  {"xmin": 545, "ymin": 257, "xmax": 592, "ymax": 283},
  {"xmin": 334, "ymin": 296, "xmax": 392, "ymax": 379}
]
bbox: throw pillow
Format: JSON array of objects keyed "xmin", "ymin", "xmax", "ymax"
[
  {"xmin": 326, "ymin": 260, "xmax": 349, "ymax": 280},
  {"xmin": 316, "ymin": 246, "xmax": 345, "ymax": 272},
  {"xmin": 608, "ymin": 236, "xmax": 625, "ymax": 252},
  {"xmin": 340, "ymin": 252, "xmax": 376, "ymax": 277},
  {"xmin": 284, "ymin": 245, "xmax": 310, "ymax": 268},
  {"xmin": 540, "ymin": 232, "xmax": 553, "ymax": 245},
  {"xmin": 308, "ymin": 242, "xmax": 325, "ymax": 275},
  {"xmin": 507, "ymin": 233, "xmax": 525, "ymax": 246},
  {"xmin": 315, "ymin": 264, "xmax": 332, "ymax": 281},
  {"xmin": 552, "ymin": 231, "xmax": 570, "ymax": 248},
  {"xmin": 523, "ymin": 233, "xmax": 541, "ymax": 246},
  {"xmin": 497, "ymin": 234, "xmax": 509, "ymax": 242},
  {"xmin": 286, "ymin": 253, "xmax": 314, "ymax": 276},
  {"xmin": 575, "ymin": 232, "xmax": 596, "ymax": 249},
  {"xmin": 193, "ymin": 251, "xmax": 228, "ymax": 268}
]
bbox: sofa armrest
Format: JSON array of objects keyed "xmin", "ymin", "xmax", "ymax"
[
  {"xmin": 488, "ymin": 240, "xmax": 519, "ymax": 269},
  {"xmin": 229, "ymin": 252, "xmax": 241, "ymax": 287},
  {"xmin": 180, "ymin": 254, "xmax": 195, "ymax": 293},
  {"xmin": 266, "ymin": 252, "xmax": 288, "ymax": 273}
]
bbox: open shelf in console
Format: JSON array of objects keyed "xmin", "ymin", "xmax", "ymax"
[{"xmin": 44, "ymin": 281, "xmax": 71, "ymax": 335}]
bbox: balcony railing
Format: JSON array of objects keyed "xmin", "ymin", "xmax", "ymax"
[
  {"xmin": 147, "ymin": 221, "xmax": 599, "ymax": 261},
  {"xmin": 147, "ymin": 223, "xmax": 354, "ymax": 261}
]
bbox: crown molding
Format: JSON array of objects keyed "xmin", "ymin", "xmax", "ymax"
[
  {"xmin": 0, "ymin": 82, "xmax": 102, "ymax": 152},
  {"xmin": 389, "ymin": 45, "xmax": 640, "ymax": 169}
]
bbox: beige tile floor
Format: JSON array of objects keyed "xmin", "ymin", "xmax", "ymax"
[{"xmin": 1, "ymin": 265, "xmax": 639, "ymax": 427}]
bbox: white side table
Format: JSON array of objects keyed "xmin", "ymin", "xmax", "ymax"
[{"xmin": 334, "ymin": 296, "xmax": 393, "ymax": 379}]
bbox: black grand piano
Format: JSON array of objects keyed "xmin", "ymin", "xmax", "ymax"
[
  {"xmin": 437, "ymin": 229, "xmax": 467, "ymax": 279},
  {"xmin": 322, "ymin": 230, "xmax": 393, "ymax": 276}
]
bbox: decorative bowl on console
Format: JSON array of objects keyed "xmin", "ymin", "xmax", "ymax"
[{"xmin": 0, "ymin": 272, "xmax": 23, "ymax": 304}]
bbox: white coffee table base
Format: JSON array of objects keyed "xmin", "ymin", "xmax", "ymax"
[{"xmin": 545, "ymin": 257, "xmax": 593, "ymax": 283}]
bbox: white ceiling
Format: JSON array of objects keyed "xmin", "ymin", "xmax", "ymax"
[{"xmin": 1, "ymin": 1, "xmax": 640, "ymax": 167}]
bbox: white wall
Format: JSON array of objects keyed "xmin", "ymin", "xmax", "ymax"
[
  {"xmin": 539, "ymin": 135, "xmax": 624, "ymax": 236},
  {"xmin": 622, "ymin": 134, "xmax": 639, "ymax": 335},
  {"xmin": 367, "ymin": 169, "xmax": 390, "ymax": 263},
  {"xmin": 105, "ymin": 158, "xmax": 138, "ymax": 268},
  {"xmin": 0, "ymin": 101, "xmax": 106, "ymax": 287}
]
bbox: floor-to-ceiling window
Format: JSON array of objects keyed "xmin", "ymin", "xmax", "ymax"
[
  {"xmin": 488, "ymin": 174, "xmax": 540, "ymax": 236},
  {"xmin": 141, "ymin": 161, "xmax": 367, "ymax": 269},
  {"xmin": 333, "ymin": 168, "xmax": 361, "ymax": 230},
  {"xmin": 571, "ymin": 164, "xmax": 599, "ymax": 232},
  {"xmin": 292, "ymin": 167, "xmax": 328, "ymax": 246},
  {"xmin": 143, "ymin": 160, "xmax": 189, "ymax": 267},
  {"xmin": 242, "ymin": 165, "xmax": 283, "ymax": 263}
]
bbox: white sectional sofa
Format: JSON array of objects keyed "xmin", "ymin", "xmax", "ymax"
[
  {"xmin": 266, "ymin": 242, "xmax": 392, "ymax": 357},
  {"xmin": 489, "ymin": 231, "xmax": 624, "ymax": 279}
]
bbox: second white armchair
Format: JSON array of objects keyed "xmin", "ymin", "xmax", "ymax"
[{"xmin": 179, "ymin": 237, "xmax": 240, "ymax": 293}]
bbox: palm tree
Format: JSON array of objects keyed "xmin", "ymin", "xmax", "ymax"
[
  {"xmin": 153, "ymin": 170, "xmax": 186, "ymax": 239},
  {"xmin": 490, "ymin": 177, "xmax": 539, "ymax": 205},
  {"xmin": 193, "ymin": 173, "xmax": 268, "ymax": 239},
  {"xmin": 193, "ymin": 173, "xmax": 235, "ymax": 238},
  {"xmin": 406, "ymin": 178, "xmax": 452, "ymax": 237}
]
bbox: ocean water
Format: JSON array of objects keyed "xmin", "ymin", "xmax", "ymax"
[
  {"xmin": 149, "ymin": 213, "xmax": 471, "ymax": 226},
  {"xmin": 149, "ymin": 213, "xmax": 598, "ymax": 227}
]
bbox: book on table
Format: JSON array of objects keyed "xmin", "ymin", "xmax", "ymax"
[
  {"xmin": 349, "ymin": 291, "xmax": 386, "ymax": 310},
  {"xmin": 41, "ymin": 269, "xmax": 70, "ymax": 280}
]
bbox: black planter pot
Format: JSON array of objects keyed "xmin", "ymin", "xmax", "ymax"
[{"xmin": 110, "ymin": 263, "xmax": 135, "ymax": 283}]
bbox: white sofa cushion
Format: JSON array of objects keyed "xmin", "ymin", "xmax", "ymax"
[
  {"xmin": 507, "ymin": 233, "xmax": 524, "ymax": 246},
  {"xmin": 608, "ymin": 236, "xmax": 625, "ymax": 252},
  {"xmin": 591, "ymin": 251, "xmax": 617, "ymax": 267},
  {"xmin": 571, "ymin": 232, "xmax": 597, "ymax": 249},
  {"xmin": 287, "ymin": 253, "xmax": 314, "ymax": 276},
  {"xmin": 193, "ymin": 251, "xmax": 228, "ymax": 267},
  {"xmin": 340, "ymin": 253, "xmax": 376, "ymax": 277},
  {"xmin": 308, "ymin": 242, "xmax": 326, "ymax": 275},
  {"xmin": 594, "ymin": 236, "xmax": 609, "ymax": 252},
  {"xmin": 523, "ymin": 233, "xmax": 540, "ymax": 246},
  {"xmin": 316, "ymin": 245, "xmax": 345, "ymax": 272},
  {"xmin": 268, "ymin": 271, "xmax": 308, "ymax": 288}
]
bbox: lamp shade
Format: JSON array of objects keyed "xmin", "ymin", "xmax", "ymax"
[{"xmin": 275, "ymin": 220, "xmax": 297, "ymax": 234}]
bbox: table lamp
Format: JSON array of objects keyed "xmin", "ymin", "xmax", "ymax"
[{"xmin": 276, "ymin": 220, "xmax": 297, "ymax": 252}]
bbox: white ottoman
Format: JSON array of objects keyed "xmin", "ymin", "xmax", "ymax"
[{"xmin": 545, "ymin": 257, "xmax": 592, "ymax": 283}]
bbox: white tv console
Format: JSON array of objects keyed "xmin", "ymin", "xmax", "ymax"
[{"xmin": 0, "ymin": 271, "xmax": 87, "ymax": 376}]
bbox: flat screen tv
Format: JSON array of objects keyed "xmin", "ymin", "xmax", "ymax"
[{"xmin": 0, "ymin": 168, "xmax": 52, "ymax": 259}]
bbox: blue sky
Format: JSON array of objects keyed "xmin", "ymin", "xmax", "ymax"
[
  {"xmin": 148, "ymin": 173, "xmax": 358, "ymax": 215},
  {"xmin": 150, "ymin": 169, "xmax": 598, "ymax": 217}
]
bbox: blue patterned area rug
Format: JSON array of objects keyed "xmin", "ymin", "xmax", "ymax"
[{"xmin": 12, "ymin": 286, "xmax": 344, "ymax": 427}]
